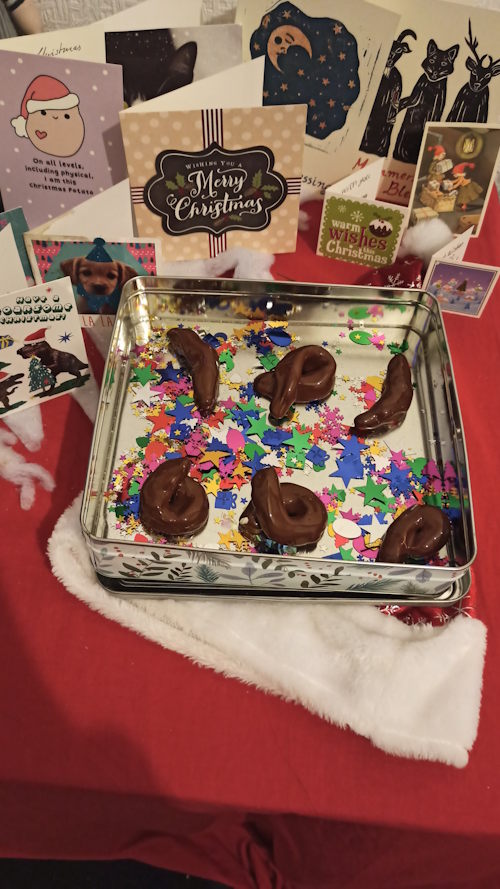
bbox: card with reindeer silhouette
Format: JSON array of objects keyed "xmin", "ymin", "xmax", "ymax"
[
  {"xmin": 353, "ymin": 0, "xmax": 500, "ymax": 206},
  {"xmin": 0, "ymin": 278, "xmax": 90, "ymax": 419},
  {"xmin": 406, "ymin": 122, "xmax": 500, "ymax": 238}
]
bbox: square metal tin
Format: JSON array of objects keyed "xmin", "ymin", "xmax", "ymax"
[{"xmin": 81, "ymin": 277, "xmax": 475, "ymax": 604}]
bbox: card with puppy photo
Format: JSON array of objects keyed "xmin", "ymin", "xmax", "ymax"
[
  {"xmin": 0, "ymin": 278, "xmax": 90, "ymax": 419},
  {"xmin": 26, "ymin": 236, "xmax": 158, "ymax": 315},
  {"xmin": 0, "ymin": 50, "xmax": 126, "ymax": 228},
  {"xmin": 425, "ymin": 259, "xmax": 499, "ymax": 317}
]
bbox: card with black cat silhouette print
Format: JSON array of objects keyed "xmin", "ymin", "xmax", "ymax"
[
  {"xmin": 406, "ymin": 122, "xmax": 500, "ymax": 239},
  {"xmin": 356, "ymin": 0, "xmax": 500, "ymax": 207},
  {"xmin": 105, "ymin": 25, "xmax": 242, "ymax": 109},
  {"xmin": 0, "ymin": 278, "xmax": 90, "ymax": 419},
  {"xmin": 0, "ymin": 0, "xmax": 203, "ymax": 62},
  {"xmin": 237, "ymin": 0, "xmax": 399, "ymax": 196}
]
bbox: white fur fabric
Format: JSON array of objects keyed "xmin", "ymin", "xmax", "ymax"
[
  {"xmin": 160, "ymin": 246, "xmax": 275, "ymax": 280},
  {"xmin": 0, "ymin": 428, "xmax": 54, "ymax": 509},
  {"xmin": 48, "ymin": 493, "xmax": 487, "ymax": 768},
  {"xmin": 398, "ymin": 218, "xmax": 454, "ymax": 268}
]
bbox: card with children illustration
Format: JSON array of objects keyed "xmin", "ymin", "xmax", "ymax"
[
  {"xmin": 406, "ymin": 123, "xmax": 500, "ymax": 237},
  {"xmin": 0, "ymin": 278, "xmax": 90, "ymax": 419},
  {"xmin": 0, "ymin": 50, "xmax": 126, "ymax": 228},
  {"xmin": 425, "ymin": 259, "xmax": 499, "ymax": 317}
]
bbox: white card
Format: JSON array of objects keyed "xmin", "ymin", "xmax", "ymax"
[
  {"xmin": 0, "ymin": 0, "xmax": 203, "ymax": 62},
  {"xmin": 328, "ymin": 158, "xmax": 384, "ymax": 201},
  {"xmin": 24, "ymin": 180, "xmax": 134, "ymax": 242},
  {"xmin": 0, "ymin": 278, "xmax": 90, "ymax": 419},
  {"xmin": 123, "ymin": 57, "xmax": 265, "ymax": 114},
  {"xmin": 0, "ymin": 225, "xmax": 27, "ymax": 296},
  {"xmin": 422, "ymin": 226, "xmax": 474, "ymax": 288}
]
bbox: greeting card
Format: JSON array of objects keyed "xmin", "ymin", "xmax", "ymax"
[
  {"xmin": 27, "ymin": 236, "xmax": 158, "ymax": 314},
  {"xmin": 237, "ymin": 0, "xmax": 399, "ymax": 194},
  {"xmin": 0, "ymin": 225, "xmax": 28, "ymax": 295},
  {"xmin": 0, "ymin": 207, "xmax": 33, "ymax": 284},
  {"xmin": 406, "ymin": 123, "xmax": 500, "ymax": 238},
  {"xmin": 316, "ymin": 163, "xmax": 406, "ymax": 266},
  {"xmin": 105, "ymin": 25, "xmax": 242, "ymax": 107},
  {"xmin": 355, "ymin": 0, "xmax": 500, "ymax": 206},
  {"xmin": 0, "ymin": 0, "xmax": 203, "ymax": 62},
  {"xmin": 120, "ymin": 59, "xmax": 306, "ymax": 259},
  {"xmin": 0, "ymin": 50, "xmax": 126, "ymax": 228},
  {"xmin": 0, "ymin": 278, "xmax": 90, "ymax": 419},
  {"xmin": 425, "ymin": 260, "xmax": 499, "ymax": 317}
]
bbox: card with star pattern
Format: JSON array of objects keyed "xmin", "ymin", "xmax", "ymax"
[
  {"xmin": 237, "ymin": 0, "xmax": 399, "ymax": 194},
  {"xmin": 0, "ymin": 278, "xmax": 90, "ymax": 419}
]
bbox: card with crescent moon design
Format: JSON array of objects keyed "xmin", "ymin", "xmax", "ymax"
[{"xmin": 237, "ymin": 0, "xmax": 400, "ymax": 195}]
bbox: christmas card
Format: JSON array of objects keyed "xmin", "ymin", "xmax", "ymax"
[
  {"xmin": 105, "ymin": 24, "xmax": 242, "ymax": 108},
  {"xmin": 0, "ymin": 0, "xmax": 203, "ymax": 62},
  {"xmin": 425, "ymin": 259, "xmax": 499, "ymax": 317},
  {"xmin": 355, "ymin": 0, "xmax": 500, "ymax": 206},
  {"xmin": 0, "ymin": 225, "xmax": 28, "ymax": 295},
  {"xmin": 0, "ymin": 50, "xmax": 127, "ymax": 228},
  {"xmin": 26, "ymin": 236, "xmax": 159, "ymax": 316},
  {"xmin": 237, "ymin": 0, "xmax": 399, "ymax": 195},
  {"xmin": 406, "ymin": 123, "xmax": 500, "ymax": 238},
  {"xmin": 0, "ymin": 278, "xmax": 90, "ymax": 419},
  {"xmin": 316, "ymin": 162, "xmax": 407, "ymax": 266},
  {"xmin": 0, "ymin": 207, "xmax": 34, "ymax": 284},
  {"xmin": 120, "ymin": 58, "xmax": 306, "ymax": 259}
]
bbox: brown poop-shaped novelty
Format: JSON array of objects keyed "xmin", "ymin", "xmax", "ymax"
[
  {"xmin": 239, "ymin": 467, "xmax": 327, "ymax": 547},
  {"xmin": 139, "ymin": 457, "xmax": 209, "ymax": 538},
  {"xmin": 353, "ymin": 353, "xmax": 413, "ymax": 436},
  {"xmin": 168, "ymin": 327, "xmax": 219, "ymax": 416},
  {"xmin": 254, "ymin": 345, "xmax": 336, "ymax": 420},
  {"xmin": 376, "ymin": 504, "xmax": 451, "ymax": 564}
]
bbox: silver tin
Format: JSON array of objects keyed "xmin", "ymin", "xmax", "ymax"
[{"xmin": 81, "ymin": 277, "xmax": 475, "ymax": 604}]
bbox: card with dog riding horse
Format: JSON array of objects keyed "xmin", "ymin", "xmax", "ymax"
[
  {"xmin": 0, "ymin": 49, "xmax": 126, "ymax": 228},
  {"xmin": 0, "ymin": 278, "xmax": 90, "ymax": 419},
  {"xmin": 26, "ymin": 236, "xmax": 159, "ymax": 315}
]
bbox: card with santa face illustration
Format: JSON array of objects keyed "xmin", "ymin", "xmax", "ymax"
[
  {"xmin": 0, "ymin": 278, "xmax": 90, "ymax": 419},
  {"xmin": 0, "ymin": 50, "xmax": 126, "ymax": 228},
  {"xmin": 26, "ymin": 236, "xmax": 159, "ymax": 317}
]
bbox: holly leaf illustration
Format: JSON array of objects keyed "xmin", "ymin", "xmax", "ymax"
[
  {"xmin": 165, "ymin": 180, "xmax": 178, "ymax": 190},
  {"xmin": 229, "ymin": 214, "xmax": 242, "ymax": 221},
  {"xmin": 262, "ymin": 184, "xmax": 279, "ymax": 194},
  {"xmin": 175, "ymin": 172, "xmax": 186, "ymax": 187},
  {"xmin": 252, "ymin": 169, "xmax": 262, "ymax": 189}
]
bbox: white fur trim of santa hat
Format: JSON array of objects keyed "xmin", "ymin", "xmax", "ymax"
[
  {"xmin": 11, "ymin": 115, "xmax": 28, "ymax": 137},
  {"xmin": 26, "ymin": 93, "xmax": 79, "ymax": 114}
]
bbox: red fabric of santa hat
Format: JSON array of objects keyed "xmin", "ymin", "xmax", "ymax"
[
  {"xmin": 11, "ymin": 75, "xmax": 79, "ymax": 138},
  {"xmin": 24, "ymin": 328, "xmax": 48, "ymax": 343}
]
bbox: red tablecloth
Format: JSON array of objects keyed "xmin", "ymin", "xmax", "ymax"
[{"xmin": 1, "ymin": 195, "xmax": 500, "ymax": 889}]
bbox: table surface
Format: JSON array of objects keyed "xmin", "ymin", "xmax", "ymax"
[{"xmin": 1, "ymin": 195, "xmax": 499, "ymax": 889}]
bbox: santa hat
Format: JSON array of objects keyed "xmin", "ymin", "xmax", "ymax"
[
  {"xmin": 453, "ymin": 162, "xmax": 475, "ymax": 174},
  {"xmin": 24, "ymin": 327, "xmax": 48, "ymax": 343},
  {"xmin": 85, "ymin": 238, "xmax": 113, "ymax": 263},
  {"xmin": 427, "ymin": 145, "xmax": 446, "ymax": 157},
  {"xmin": 11, "ymin": 75, "xmax": 79, "ymax": 138}
]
